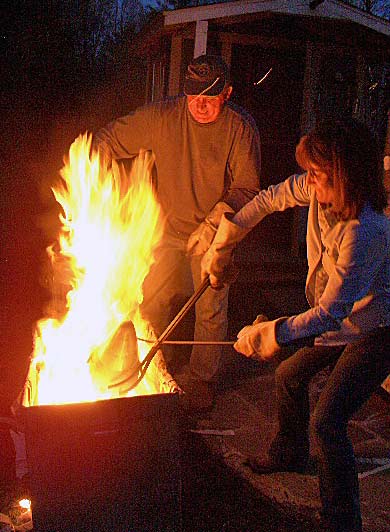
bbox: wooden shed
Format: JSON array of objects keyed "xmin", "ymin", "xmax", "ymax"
[{"xmin": 133, "ymin": 0, "xmax": 390, "ymax": 258}]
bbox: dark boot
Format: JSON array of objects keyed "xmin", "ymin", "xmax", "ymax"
[
  {"xmin": 245, "ymin": 455, "xmax": 308, "ymax": 474},
  {"xmin": 178, "ymin": 376, "xmax": 215, "ymax": 413}
]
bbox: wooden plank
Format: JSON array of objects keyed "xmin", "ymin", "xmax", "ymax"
[{"xmin": 168, "ymin": 34, "xmax": 183, "ymax": 96}]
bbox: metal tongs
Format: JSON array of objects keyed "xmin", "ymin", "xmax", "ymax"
[{"xmin": 109, "ymin": 277, "xmax": 233, "ymax": 394}]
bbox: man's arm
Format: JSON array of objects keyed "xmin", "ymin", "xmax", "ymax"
[
  {"xmin": 92, "ymin": 105, "xmax": 154, "ymax": 160},
  {"xmin": 223, "ymin": 114, "xmax": 261, "ymax": 211}
]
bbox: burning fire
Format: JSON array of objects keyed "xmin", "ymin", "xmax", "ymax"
[{"xmin": 25, "ymin": 133, "xmax": 167, "ymax": 405}]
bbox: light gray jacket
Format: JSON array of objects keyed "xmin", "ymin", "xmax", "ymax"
[{"xmin": 234, "ymin": 173, "xmax": 390, "ymax": 346}]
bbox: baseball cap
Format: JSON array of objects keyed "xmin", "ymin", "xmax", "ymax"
[{"xmin": 184, "ymin": 54, "xmax": 230, "ymax": 97}]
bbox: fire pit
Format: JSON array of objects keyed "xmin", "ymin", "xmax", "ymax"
[
  {"xmin": 22, "ymin": 393, "xmax": 183, "ymax": 532},
  {"xmin": 19, "ymin": 134, "xmax": 185, "ymax": 531}
]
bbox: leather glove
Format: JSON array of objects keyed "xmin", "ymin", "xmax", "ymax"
[
  {"xmin": 234, "ymin": 317, "xmax": 286, "ymax": 361},
  {"xmin": 201, "ymin": 213, "xmax": 250, "ymax": 288},
  {"xmin": 186, "ymin": 202, "xmax": 234, "ymax": 256}
]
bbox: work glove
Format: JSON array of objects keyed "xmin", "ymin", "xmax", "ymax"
[
  {"xmin": 234, "ymin": 317, "xmax": 286, "ymax": 361},
  {"xmin": 201, "ymin": 213, "xmax": 250, "ymax": 288},
  {"xmin": 186, "ymin": 201, "xmax": 235, "ymax": 257}
]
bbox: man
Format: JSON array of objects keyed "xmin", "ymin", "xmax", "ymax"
[{"xmin": 93, "ymin": 54, "xmax": 261, "ymax": 410}]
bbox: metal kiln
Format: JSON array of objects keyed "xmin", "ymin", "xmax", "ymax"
[{"xmin": 22, "ymin": 393, "xmax": 182, "ymax": 532}]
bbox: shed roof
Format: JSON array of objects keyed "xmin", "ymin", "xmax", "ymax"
[
  {"xmin": 163, "ymin": 0, "xmax": 390, "ymax": 37},
  {"xmin": 133, "ymin": 0, "xmax": 390, "ymax": 57}
]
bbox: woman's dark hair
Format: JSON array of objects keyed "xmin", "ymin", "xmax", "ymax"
[{"xmin": 296, "ymin": 118, "xmax": 386, "ymax": 219}]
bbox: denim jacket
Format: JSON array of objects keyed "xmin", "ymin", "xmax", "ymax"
[{"xmin": 234, "ymin": 173, "xmax": 390, "ymax": 346}]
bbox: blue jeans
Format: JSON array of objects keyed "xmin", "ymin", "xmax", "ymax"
[
  {"xmin": 140, "ymin": 232, "xmax": 229, "ymax": 382},
  {"xmin": 270, "ymin": 327, "xmax": 390, "ymax": 532}
]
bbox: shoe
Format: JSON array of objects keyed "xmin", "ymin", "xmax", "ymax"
[
  {"xmin": 245, "ymin": 456, "xmax": 308, "ymax": 475},
  {"xmin": 179, "ymin": 378, "xmax": 215, "ymax": 413}
]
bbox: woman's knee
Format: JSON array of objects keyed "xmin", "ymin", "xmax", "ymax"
[
  {"xmin": 275, "ymin": 357, "xmax": 299, "ymax": 388},
  {"xmin": 311, "ymin": 407, "xmax": 328, "ymax": 441},
  {"xmin": 311, "ymin": 406, "xmax": 343, "ymax": 445}
]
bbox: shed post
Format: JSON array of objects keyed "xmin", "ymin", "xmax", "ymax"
[{"xmin": 194, "ymin": 19, "xmax": 208, "ymax": 58}]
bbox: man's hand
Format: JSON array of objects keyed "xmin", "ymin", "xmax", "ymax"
[
  {"xmin": 187, "ymin": 219, "xmax": 218, "ymax": 257},
  {"xmin": 187, "ymin": 202, "xmax": 234, "ymax": 256},
  {"xmin": 234, "ymin": 318, "xmax": 284, "ymax": 360}
]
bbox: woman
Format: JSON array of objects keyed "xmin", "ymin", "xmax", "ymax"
[{"xmin": 201, "ymin": 118, "xmax": 390, "ymax": 532}]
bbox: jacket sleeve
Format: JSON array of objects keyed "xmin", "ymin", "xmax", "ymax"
[
  {"xmin": 277, "ymin": 219, "xmax": 390, "ymax": 344},
  {"xmin": 233, "ymin": 172, "xmax": 310, "ymax": 229},
  {"xmin": 92, "ymin": 105, "xmax": 154, "ymax": 159}
]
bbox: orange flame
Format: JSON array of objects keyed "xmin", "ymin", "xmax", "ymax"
[{"xmin": 27, "ymin": 133, "xmax": 165, "ymax": 405}]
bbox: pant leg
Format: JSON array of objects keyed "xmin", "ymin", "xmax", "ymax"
[
  {"xmin": 189, "ymin": 254, "xmax": 230, "ymax": 382},
  {"xmin": 140, "ymin": 234, "xmax": 192, "ymax": 365},
  {"xmin": 270, "ymin": 345, "xmax": 344, "ymax": 465},
  {"xmin": 311, "ymin": 327, "xmax": 390, "ymax": 532}
]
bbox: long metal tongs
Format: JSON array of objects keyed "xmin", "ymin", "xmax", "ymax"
[{"xmin": 108, "ymin": 277, "xmax": 212, "ymax": 393}]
